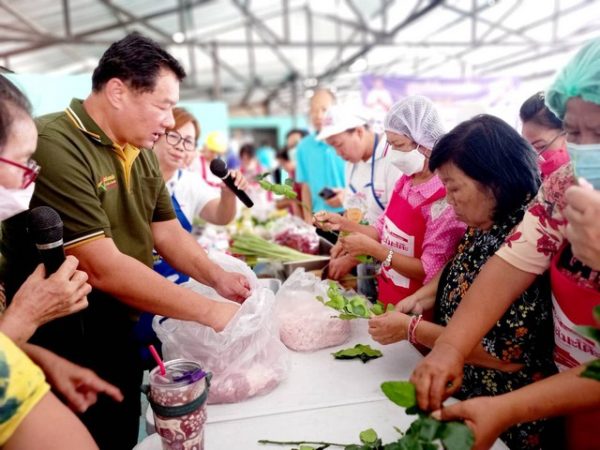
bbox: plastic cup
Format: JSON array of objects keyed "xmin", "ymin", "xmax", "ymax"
[{"xmin": 149, "ymin": 359, "xmax": 209, "ymax": 450}]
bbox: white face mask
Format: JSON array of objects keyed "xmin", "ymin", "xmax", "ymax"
[
  {"xmin": 388, "ymin": 145, "xmax": 426, "ymax": 175},
  {"xmin": 0, "ymin": 183, "xmax": 35, "ymax": 221}
]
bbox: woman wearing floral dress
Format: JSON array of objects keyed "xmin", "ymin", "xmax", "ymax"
[{"xmin": 368, "ymin": 115, "xmax": 557, "ymax": 449}]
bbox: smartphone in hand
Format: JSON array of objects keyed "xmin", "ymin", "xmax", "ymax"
[{"xmin": 319, "ymin": 187, "xmax": 337, "ymax": 200}]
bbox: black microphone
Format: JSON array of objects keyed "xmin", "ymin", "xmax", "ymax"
[
  {"xmin": 28, "ymin": 206, "xmax": 66, "ymax": 277},
  {"xmin": 210, "ymin": 159, "xmax": 254, "ymax": 208}
]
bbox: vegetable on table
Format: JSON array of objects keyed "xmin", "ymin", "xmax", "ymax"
[
  {"xmin": 332, "ymin": 344, "xmax": 382, "ymax": 364},
  {"xmin": 316, "ymin": 281, "xmax": 394, "ymax": 320},
  {"xmin": 230, "ymin": 233, "xmax": 325, "ymax": 263},
  {"xmin": 259, "ymin": 381, "xmax": 474, "ymax": 449}
]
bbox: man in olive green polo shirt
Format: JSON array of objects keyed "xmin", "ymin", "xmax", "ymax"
[{"xmin": 1, "ymin": 33, "xmax": 250, "ymax": 450}]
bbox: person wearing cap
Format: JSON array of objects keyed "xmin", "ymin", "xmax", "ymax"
[
  {"xmin": 197, "ymin": 130, "xmax": 228, "ymax": 194},
  {"xmin": 315, "ymin": 105, "xmax": 401, "ymax": 290},
  {"xmin": 295, "ymin": 89, "xmax": 346, "ymax": 223},
  {"xmin": 411, "ymin": 37, "xmax": 600, "ymax": 450},
  {"xmin": 315, "ymin": 96, "xmax": 465, "ymax": 306}
]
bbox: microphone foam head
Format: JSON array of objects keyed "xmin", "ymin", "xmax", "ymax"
[
  {"xmin": 209, "ymin": 158, "xmax": 228, "ymax": 178},
  {"xmin": 28, "ymin": 206, "xmax": 63, "ymax": 244}
]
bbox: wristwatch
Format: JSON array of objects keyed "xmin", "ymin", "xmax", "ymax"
[{"xmin": 382, "ymin": 249, "xmax": 394, "ymax": 269}]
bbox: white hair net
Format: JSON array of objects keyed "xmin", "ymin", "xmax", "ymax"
[{"xmin": 383, "ymin": 95, "xmax": 445, "ymax": 149}]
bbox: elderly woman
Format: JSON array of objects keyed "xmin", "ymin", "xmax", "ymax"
[
  {"xmin": 369, "ymin": 114, "xmax": 556, "ymax": 449},
  {"xmin": 412, "ymin": 38, "xmax": 600, "ymax": 450},
  {"xmin": 152, "ymin": 107, "xmax": 247, "ymax": 284},
  {"xmin": 520, "ymin": 91, "xmax": 569, "ymax": 179},
  {"xmin": 314, "ymin": 96, "xmax": 465, "ymax": 306}
]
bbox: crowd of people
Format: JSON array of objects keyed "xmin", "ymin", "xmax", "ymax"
[{"xmin": 0, "ymin": 30, "xmax": 599, "ymax": 450}]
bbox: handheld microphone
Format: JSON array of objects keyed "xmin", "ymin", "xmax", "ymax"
[
  {"xmin": 28, "ymin": 206, "xmax": 66, "ymax": 277},
  {"xmin": 210, "ymin": 159, "xmax": 254, "ymax": 208}
]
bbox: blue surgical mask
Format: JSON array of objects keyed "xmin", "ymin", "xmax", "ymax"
[{"xmin": 567, "ymin": 142, "xmax": 600, "ymax": 189}]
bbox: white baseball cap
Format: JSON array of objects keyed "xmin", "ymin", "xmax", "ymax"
[{"xmin": 317, "ymin": 105, "xmax": 369, "ymax": 141}]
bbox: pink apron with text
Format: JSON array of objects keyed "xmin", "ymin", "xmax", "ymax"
[
  {"xmin": 550, "ymin": 246, "xmax": 600, "ymax": 450},
  {"xmin": 377, "ymin": 176, "xmax": 445, "ymax": 306}
]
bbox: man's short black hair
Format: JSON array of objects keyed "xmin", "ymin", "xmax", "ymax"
[
  {"xmin": 92, "ymin": 32, "xmax": 186, "ymax": 93},
  {"xmin": 239, "ymin": 143, "xmax": 256, "ymax": 159},
  {"xmin": 519, "ymin": 91, "xmax": 562, "ymax": 130},
  {"xmin": 430, "ymin": 114, "xmax": 540, "ymax": 222},
  {"xmin": 286, "ymin": 128, "xmax": 308, "ymax": 140},
  {"xmin": 0, "ymin": 75, "xmax": 32, "ymax": 151}
]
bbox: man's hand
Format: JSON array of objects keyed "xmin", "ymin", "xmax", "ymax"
[
  {"xmin": 206, "ymin": 301, "xmax": 241, "ymax": 332},
  {"xmin": 1, "ymin": 256, "xmax": 91, "ymax": 343},
  {"xmin": 328, "ymin": 254, "xmax": 358, "ymax": 280},
  {"xmin": 324, "ymin": 188, "xmax": 344, "ymax": 208},
  {"xmin": 368, "ymin": 311, "xmax": 411, "ymax": 345},
  {"xmin": 432, "ymin": 397, "xmax": 512, "ymax": 450},
  {"xmin": 410, "ymin": 341, "xmax": 465, "ymax": 411},
  {"xmin": 565, "ymin": 183, "xmax": 600, "ymax": 270},
  {"xmin": 33, "ymin": 347, "xmax": 123, "ymax": 413},
  {"xmin": 340, "ymin": 233, "xmax": 378, "ymax": 257},
  {"xmin": 213, "ymin": 271, "xmax": 251, "ymax": 303}
]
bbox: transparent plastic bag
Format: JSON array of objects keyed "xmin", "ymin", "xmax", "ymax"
[
  {"xmin": 154, "ymin": 252, "xmax": 289, "ymax": 404},
  {"xmin": 272, "ymin": 216, "xmax": 320, "ymax": 255},
  {"xmin": 275, "ymin": 268, "xmax": 351, "ymax": 352}
]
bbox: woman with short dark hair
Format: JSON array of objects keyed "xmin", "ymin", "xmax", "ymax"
[
  {"xmin": 520, "ymin": 91, "xmax": 569, "ymax": 178},
  {"xmin": 368, "ymin": 114, "xmax": 556, "ymax": 449}
]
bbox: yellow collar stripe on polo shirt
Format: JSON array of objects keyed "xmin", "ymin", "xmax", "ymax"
[
  {"xmin": 65, "ymin": 106, "xmax": 102, "ymax": 142},
  {"xmin": 112, "ymin": 143, "xmax": 140, "ymax": 190}
]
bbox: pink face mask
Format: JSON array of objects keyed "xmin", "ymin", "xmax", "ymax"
[{"xmin": 539, "ymin": 147, "xmax": 570, "ymax": 178}]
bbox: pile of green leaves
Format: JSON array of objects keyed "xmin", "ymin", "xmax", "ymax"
[
  {"xmin": 316, "ymin": 281, "xmax": 394, "ymax": 320},
  {"xmin": 332, "ymin": 344, "xmax": 383, "ymax": 364},
  {"xmin": 258, "ymin": 381, "xmax": 474, "ymax": 450},
  {"xmin": 257, "ymin": 174, "xmax": 298, "ymax": 199},
  {"xmin": 578, "ymin": 305, "xmax": 600, "ymax": 381}
]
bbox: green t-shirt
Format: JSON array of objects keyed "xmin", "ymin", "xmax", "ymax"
[{"xmin": 0, "ymin": 98, "xmax": 175, "ymax": 301}]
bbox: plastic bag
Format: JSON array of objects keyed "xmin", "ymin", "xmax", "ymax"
[
  {"xmin": 275, "ymin": 268, "xmax": 351, "ymax": 352},
  {"xmin": 272, "ymin": 216, "xmax": 320, "ymax": 255},
  {"xmin": 154, "ymin": 251, "xmax": 289, "ymax": 404}
]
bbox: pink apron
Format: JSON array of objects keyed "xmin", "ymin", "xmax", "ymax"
[
  {"xmin": 377, "ymin": 176, "xmax": 445, "ymax": 306},
  {"xmin": 550, "ymin": 247, "xmax": 600, "ymax": 450}
]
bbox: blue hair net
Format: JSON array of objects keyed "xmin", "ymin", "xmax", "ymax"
[{"xmin": 546, "ymin": 38, "xmax": 600, "ymax": 119}]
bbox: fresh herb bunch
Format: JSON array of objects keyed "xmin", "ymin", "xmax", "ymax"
[
  {"xmin": 257, "ymin": 173, "xmax": 298, "ymax": 199},
  {"xmin": 258, "ymin": 381, "xmax": 474, "ymax": 450},
  {"xmin": 577, "ymin": 305, "xmax": 600, "ymax": 381},
  {"xmin": 316, "ymin": 282, "xmax": 394, "ymax": 320}
]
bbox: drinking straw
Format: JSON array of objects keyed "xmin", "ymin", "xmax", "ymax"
[{"xmin": 148, "ymin": 344, "xmax": 166, "ymax": 376}]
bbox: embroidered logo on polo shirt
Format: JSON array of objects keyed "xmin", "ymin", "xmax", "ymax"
[{"xmin": 97, "ymin": 174, "xmax": 117, "ymax": 192}]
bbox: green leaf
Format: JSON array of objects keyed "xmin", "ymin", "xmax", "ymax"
[
  {"xmin": 285, "ymin": 178, "xmax": 294, "ymax": 186},
  {"xmin": 371, "ymin": 302, "xmax": 385, "ymax": 316},
  {"xmin": 333, "ymin": 344, "xmax": 383, "ymax": 363},
  {"xmin": 356, "ymin": 254, "xmax": 374, "ymax": 264},
  {"xmin": 380, "ymin": 381, "xmax": 417, "ymax": 409},
  {"xmin": 386, "ymin": 304, "xmax": 395, "ymax": 313},
  {"xmin": 416, "ymin": 417, "xmax": 440, "ymax": 442},
  {"xmin": 299, "ymin": 446, "xmax": 316, "ymax": 450},
  {"xmin": 359, "ymin": 429, "xmax": 378, "ymax": 444},
  {"xmin": 575, "ymin": 325, "xmax": 600, "ymax": 345},
  {"xmin": 256, "ymin": 173, "xmax": 270, "ymax": 181},
  {"xmin": 594, "ymin": 305, "xmax": 600, "ymax": 326},
  {"xmin": 581, "ymin": 359, "xmax": 600, "ymax": 382},
  {"xmin": 439, "ymin": 421, "xmax": 474, "ymax": 450}
]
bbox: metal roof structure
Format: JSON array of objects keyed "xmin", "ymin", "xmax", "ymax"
[{"xmin": 1, "ymin": 0, "xmax": 599, "ymax": 115}]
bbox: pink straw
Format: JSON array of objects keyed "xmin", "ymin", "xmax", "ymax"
[{"xmin": 148, "ymin": 345, "xmax": 166, "ymax": 376}]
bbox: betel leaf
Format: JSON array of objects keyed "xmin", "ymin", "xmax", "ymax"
[
  {"xmin": 359, "ymin": 429, "xmax": 378, "ymax": 444},
  {"xmin": 581, "ymin": 359, "xmax": 600, "ymax": 381},
  {"xmin": 332, "ymin": 344, "xmax": 383, "ymax": 363},
  {"xmin": 593, "ymin": 305, "xmax": 600, "ymax": 324},
  {"xmin": 575, "ymin": 325, "xmax": 600, "ymax": 345},
  {"xmin": 380, "ymin": 381, "xmax": 417, "ymax": 409},
  {"xmin": 416, "ymin": 417, "xmax": 440, "ymax": 442},
  {"xmin": 285, "ymin": 178, "xmax": 294, "ymax": 187},
  {"xmin": 439, "ymin": 421, "xmax": 475, "ymax": 450}
]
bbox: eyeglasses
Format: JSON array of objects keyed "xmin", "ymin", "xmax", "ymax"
[
  {"xmin": 0, "ymin": 157, "xmax": 40, "ymax": 188},
  {"xmin": 165, "ymin": 131, "xmax": 196, "ymax": 152},
  {"xmin": 537, "ymin": 131, "xmax": 566, "ymax": 155}
]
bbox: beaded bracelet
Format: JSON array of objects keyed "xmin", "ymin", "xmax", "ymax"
[{"xmin": 407, "ymin": 314, "xmax": 423, "ymax": 345}]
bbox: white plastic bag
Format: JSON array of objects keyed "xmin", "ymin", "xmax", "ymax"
[
  {"xmin": 275, "ymin": 268, "xmax": 351, "ymax": 352},
  {"xmin": 154, "ymin": 252, "xmax": 289, "ymax": 404}
]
